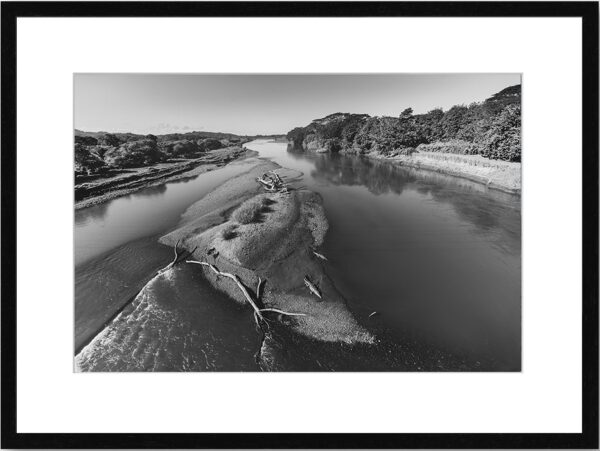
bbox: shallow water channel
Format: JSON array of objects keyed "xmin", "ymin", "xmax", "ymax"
[{"xmin": 74, "ymin": 140, "xmax": 521, "ymax": 371}]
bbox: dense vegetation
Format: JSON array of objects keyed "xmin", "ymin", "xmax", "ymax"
[
  {"xmin": 74, "ymin": 130, "xmax": 249, "ymax": 175},
  {"xmin": 286, "ymin": 84, "xmax": 521, "ymax": 162},
  {"xmin": 231, "ymin": 196, "xmax": 273, "ymax": 224}
]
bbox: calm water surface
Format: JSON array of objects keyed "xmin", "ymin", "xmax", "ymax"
[
  {"xmin": 75, "ymin": 141, "xmax": 520, "ymax": 370},
  {"xmin": 75, "ymin": 159, "xmax": 255, "ymax": 265},
  {"xmin": 74, "ymin": 158, "xmax": 257, "ymax": 352}
]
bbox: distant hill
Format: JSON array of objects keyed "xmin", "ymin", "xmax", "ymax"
[
  {"xmin": 75, "ymin": 129, "xmax": 286, "ymax": 142},
  {"xmin": 74, "ymin": 129, "xmax": 248, "ymax": 142}
]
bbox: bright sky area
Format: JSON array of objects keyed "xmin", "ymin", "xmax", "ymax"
[{"xmin": 74, "ymin": 73, "xmax": 521, "ymax": 136}]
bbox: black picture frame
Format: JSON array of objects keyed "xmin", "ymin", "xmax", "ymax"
[{"xmin": 1, "ymin": 2, "xmax": 598, "ymax": 448}]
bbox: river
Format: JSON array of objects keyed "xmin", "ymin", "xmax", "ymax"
[{"xmin": 74, "ymin": 140, "xmax": 521, "ymax": 371}]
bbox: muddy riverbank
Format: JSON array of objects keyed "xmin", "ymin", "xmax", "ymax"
[
  {"xmin": 365, "ymin": 150, "xmax": 521, "ymax": 194},
  {"xmin": 75, "ymin": 146, "xmax": 249, "ymax": 209}
]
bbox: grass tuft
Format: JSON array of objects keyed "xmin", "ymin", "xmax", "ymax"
[
  {"xmin": 417, "ymin": 140, "xmax": 481, "ymax": 156},
  {"xmin": 231, "ymin": 196, "xmax": 273, "ymax": 224},
  {"xmin": 221, "ymin": 223, "xmax": 238, "ymax": 240}
]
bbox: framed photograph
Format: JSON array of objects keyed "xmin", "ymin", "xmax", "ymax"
[{"xmin": 2, "ymin": 1, "xmax": 598, "ymax": 448}]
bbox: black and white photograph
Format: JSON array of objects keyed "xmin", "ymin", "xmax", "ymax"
[
  {"xmin": 74, "ymin": 74, "xmax": 522, "ymax": 372},
  {"xmin": 3, "ymin": 1, "xmax": 597, "ymax": 447}
]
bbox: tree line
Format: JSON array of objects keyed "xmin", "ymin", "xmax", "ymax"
[
  {"xmin": 74, "ymin": 131, "xmax": 245, "ymax": 175},
  {"xmin": 286, "ymin": 84, "xmax": 521, "ymax": 162}
]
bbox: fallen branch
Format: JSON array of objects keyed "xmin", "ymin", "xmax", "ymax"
[
  {"xmin": 259, "ymin": 308, "xmax": 306, "ymax": 317},
  {"xmin": 312, "ymin": 249, "xmax": 328, "ymax": 261},
  {"xmin": 256, "ymin": 277, "xmax": 263, "ymax": 300},
  {"xmin": 187, "ymin": 260, "xmax": 307, "ymax": 326},
  {"xmin": 186, "ymin": 261, "xmax": 259, "ymax": 326},
  {"xmin": 187, "ymin": 258, "xmax": 308, "ymax": 369},
  {"xmin": 304, "ymin": 275, "xmax": 323, "ymax": 300},
  {"xmin": 256, "ymin": 177, "xmax": 275, "ymax": 190},
  {"xmin": 157, "ymin": 239, "xmax": 182, "ymax": 274},
  {"xmin": 172, "ymin": 239, "xmax": 180, "ymax": 262},
  {"xmin": 257, "ymin": 172, "xmax": 288, "ymax": 193},
  {"xmin": 268, "ymin": 170, "xmax": 284, "ymax": 185}
]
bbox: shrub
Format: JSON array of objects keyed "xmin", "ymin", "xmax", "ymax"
[
  {"xmin": 286, "ymin": 127, "xmax": 307, "ymax": 147},
  {"xmin": 417, "ymin": 139, "xmax": 481, "ymax": 155},
  {"xmin": 173, "ymin": 140, "xmax": 200, "ymax": 157},
  {"xmin": 159, "ymin": 139, "xmax": 200, "ymax": 158},
  {"xmin": 89, "ymin": 145, "xmax": 112, "ymax": 159},
  {"xmin": 396, "ymin": 147, "xmax": 417, "ymax": 156},
  {"xmin": 75, "ymin": 135, "xmax": 98, "ymax": 146},
  {"xmin": 480, "ymin": 104, "xmax": 521, "ymax": 162},
  {"xmin": 197, "ymin": 138, "xmax": 222, "ymax": 152},
  {"xmin": 231, "ymin": 196, "xmax": 271, "ymax": 224},
  {"xmin": 417, "ymin": 152, "xmax": 486, "ymax": 166},
  {"xmin": 326, "ymin": 138, "xmax": 342, "ymax": 152},
  {"xmin": 221, "ymin": 224, "xmax": 238, "ymax": 240},
  {"xmin": 96, "ymin": 133, "xmax": 121, "ymax": 147},
  {"xmin": 103, "ymin": 139, "xmax": 166, "ymax": 168},
  {"xmin": 75, "ymin": 143, "xmax": 106, "ymax": 174}
]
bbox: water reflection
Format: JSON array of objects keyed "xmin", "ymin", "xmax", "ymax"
[
  {"xmin": 76, "ymin": 140, "xmax": 521, "ymax": 370},
  {"xmin": 252, "ymin": 140, "xmax": 521, "ymax": 370},
  {"xmin": 75, "ymin": 184, "xmax": 168, "ymax": 226},
  {"xmin": 311, "ymin": 154, "xmax": 412, "ymax": 195},
  {"xmin": 75, "ymin": 201, "xmax": 110, "ymax": 225},
  {"xmin": 74, "ymin": 160, "xmax": 255, "ymax": 265},
  {"xmin": 309, "ymin": 153, "xmax": 520, "ymax": 241}
]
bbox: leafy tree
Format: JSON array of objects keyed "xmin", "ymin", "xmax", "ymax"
[
  {"xmin": 416, "ymin": 108, "xmax": 445, "ymax": 142},
  {"xmin": 75, "ymin": 143, "xmax": 106, "ymax": 174},
  {"xmin": 75, "ymin": 135, "xmax": 98, "ymax": 146},
  {"xmin": 400, "ymin": 107, "xmax": 413, "ymax": 118},
  {"xmin": 97, "ymin": 133, "xmax": 121, "ymax": 147},
  {"xmin": 320, "ymin": 118, "xmax": 346, "ymax": 140},
  {"xmin": 480, "ymin": 104, "xmax": 521, "ymax": 162},
  {"xmin": 353, "ymin": 117, "xmax": 380, "ymax": 153},
  {"xmin": 483, "ymin": 84, "xmax": 521, "ymax": 116},
  {"xmin": 89, "ymin": 145, "xmax": 113, "ymax": 159},
  {"xmin": 439, "ymin": 105, "xmax": 470, "ymax": 140},
  {"xmin": 197, "ymin": 138, "xmax": 223, "ymax": 151},
  {"xmin": 114, "ymin": 133, "xmax": 146, "ymax": 143},
  {"xmin": 160, "ymin": 139, "xmax": 200, "ymax": 157},
  {"xmin": 287, "ymin": 85, "xmax": 521, "ymax": 161},
  {"xmin": 103, "ymin": 139, "xmax": 165, "ymax": 168},
  {"xmin": 340, "ymin": 115, "xmax": 366, "ymax": 146},
  {"xmin": 286, "ymin": 127, "xmax": 306, "ymax": 147},
  {"xmin": 376, "ymin": 116, "xmax": 426, "ymax": 154}
]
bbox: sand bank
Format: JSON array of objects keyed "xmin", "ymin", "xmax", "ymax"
[
  {"xmin": 160, "ymin": 160, "xmax": 374, "ymax": 346},
  {"xmin": 364, "ymin": 150, "xmax": 521, "ymax": 194}
]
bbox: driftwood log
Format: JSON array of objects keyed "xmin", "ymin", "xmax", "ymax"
[
  {"xmin": 256, "ymin": 177, "xmax": 275, "ymax": 190},
  {"xmin": 311, "ymin": 249, "xmax": 328, "ymax": 261},
  {"xmin": 157, "ymin": 239, "xmax": 197, "ymax": 275},
  {"xmin": 186, "ymin": 260, "xmax": 306, "ymax": 328},
  {"xmin": 256, "ymin": 171, "xmax": 289, "ymax": 193},
  {"xmin": 303, "ymin": 275, "xmax": 323, "ymax": 299},
  {"xmin": 187, "ymin": 258, "xmax": 308, "ymax": 368},
  {"xmin": 268, "ymin": 170, "xmax": 284, "ymax": 185}
]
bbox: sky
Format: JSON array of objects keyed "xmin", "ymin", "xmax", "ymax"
[{"xmin": 74, "ymin": 73, "xmax": 520, "ymax": 136}]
